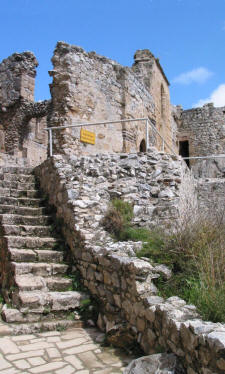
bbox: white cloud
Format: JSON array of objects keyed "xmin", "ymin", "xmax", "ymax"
[
  {"xmin": 172, "ymin": 67, "xmax": 214, "ymax": 85},
  {"xmin": 193, "ymin": 84, "xmax": 225, "ymax": 108}
]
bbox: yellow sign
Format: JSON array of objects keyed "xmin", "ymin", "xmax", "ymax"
[{"xmin": 80, "ymin": 129, "xmax": 96, "ymax": 145}]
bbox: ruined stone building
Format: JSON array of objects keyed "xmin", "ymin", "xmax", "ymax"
[
  {"xmin": 0, "ymin": 43, "xmax": 225, "ymax": 373},
  {"xmin": 0, "ymin": 52, "xmax": 50, "ymax": 165},
  {"xmin": 0, "ymin": 41, "xmax": 224, "ymax": 173}
]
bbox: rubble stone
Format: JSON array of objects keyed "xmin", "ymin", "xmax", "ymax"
[{"xmin": 35, "ymin": 152, "xmax": 225, "ymax": 374}]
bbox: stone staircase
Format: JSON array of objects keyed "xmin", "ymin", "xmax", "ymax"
[{"xmin": 0, "ymin": 165, "xmax": 87, "ymax": 333}]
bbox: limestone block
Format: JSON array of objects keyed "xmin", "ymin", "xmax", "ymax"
[{"xmin": 123, "ymin": 353, "xmax": 177, "ymax": 374}]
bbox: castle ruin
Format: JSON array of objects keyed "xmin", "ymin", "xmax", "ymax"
[{"xmin": 0, "ymin": 42, "xmax": 225, "ymax": 373}]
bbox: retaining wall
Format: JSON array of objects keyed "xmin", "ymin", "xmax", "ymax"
[{"xmin": 35, "ymin": 151, "xmax": 225, "ymax": 374}]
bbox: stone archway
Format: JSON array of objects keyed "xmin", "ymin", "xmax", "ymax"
[{"xmin": 139, "ymin": 139, "xmax": 146, "ymax": 152}]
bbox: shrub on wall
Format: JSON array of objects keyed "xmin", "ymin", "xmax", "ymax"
[{"xmin": 103, "ymin": 199, "xmax": 225, "ymax": 323}]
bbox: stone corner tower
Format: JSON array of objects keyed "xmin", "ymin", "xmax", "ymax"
[{"xmin": 132, "ymin": 49, "xmax": 172, "ymax": 148}]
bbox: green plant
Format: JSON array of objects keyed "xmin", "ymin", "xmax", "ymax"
[
  {"xmin": 102, "ymin": 206, "xmax": 124, "ymax": 237},
  {"xmin": 56, "ymin": 325, "xmax": 66, "ymax": 332},
  {"xmin": 43, "ymin": 306, "xmax": 51, "ymax": 315},
  {"xmin": 102, "ymin": 199, "xmax": 133, "ymax": 239},
  {"xmin": 67, "ymin": 312, "xmax": 76, "ymax": 321},
  {"xmin": 111, "ymin": 199, "xmax": 133, "ymax": 225},
  {"xmin": 153, "ymin": 216, "xmax": 225, "ymax": 322},
  {"xmin": 78, "ymin": 297, "xmax": 100, "ymax": 324},
  {"xmin": 103, "ymin": 198, "xmax": 225, "ymax": 323},
  {"xmin": 80, "ymin": 298, "xmax": 91, "ymax": 310}
]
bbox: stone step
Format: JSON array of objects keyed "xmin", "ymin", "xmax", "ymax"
[
  {"xmin": 12, "ymin": 290, "xmax": 86, "ymax": 313},
  {"xmin": 0, "ymin": 205, "xmax": 47, "ymax": 216},
  {"xmin": 0, "ymin": 167, "xmax": 33, "ymax": 175},
  {"xmin": 15, "ymin": 274, "xmax": 72, "ymax": 292},
  {"xmin": 8, "ymin": 249, "xmax": 64, "ymax": 263},
  {"xmin": 0, "ymin": 188, "xmax": 39, "ymax": 198},
  {"xmin": 2, "ymin": 307, "xmax": 83, "ymax": 330},
  {"xmin": 0, "ymin": 196, "xmax": 44, "ymax": 207},
  {"xmin": 0, "ymin": 173, "xmax": 35, "ymax": 184},
  {"xmin": 0, "ymin": 214, "xmax": 52, "ymax": 226},
  {"xmin": 5, "ymin": 235, "xmax": 60, "ymax": 249},
  {"xmin": 2, "ymin": 224, "xmax": 53, "ymax": 237},
  {"xmin": 35, "ymin": 250, "xmax": 64, "ymax": 263},
  {"xmin": 0, "ymin": 180, "xmax": 36, "ymax": 190},
  {"xmin": 9, "ymin": 248, "xmax": 38, "ymax": 263},
  {"xmin": 11, "ymin": 262, "xmax": 68, "ymax": 277}
]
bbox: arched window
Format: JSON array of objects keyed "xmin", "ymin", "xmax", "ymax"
[
  {"xmin": 161, "ymin": 84, "xmax": 166, "ymax": 119},
  {"xmin": 139, "ymin": 139, "xmax": 146, "ymax": 152}
]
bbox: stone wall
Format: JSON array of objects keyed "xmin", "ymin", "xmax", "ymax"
[
  {"xmin": 197, "ymin": 178, "xmax": 225, "ymax": 219},
  {"xmin": 0, "ymin": 153, "xmax": 31, "ymax": 167},
  {"xmin": 0, "ymin": 44, "xmax": 176, "ymax": 163},
  {"xmin": 0, "ymin": 98, "xmax": 50, "ymax": 165},
  {"xmin": 34, "ymin": 152, "xmax": 225, "ymax": 373},
  {"xmin": 178, "ymin": 103, "xmax": 225, "ymax": 177},
  {"xmin": 0, "ymin": 52, "xmax": 49, "ymax": 165},
  {"xmin": 48, "ymin": 42, "xmax": 165, "ymax": 156},
  {"xmin": 0, "ymin": 52, "xmax": 38, "ymax": 108},
  {"xmin": 171, "ymin": 105, "xmax": 181, "ymax": 153},
  {"xmin": 36, "ymin": 149, "xmax": 197, "ymax": 234},
  {"xmin": 132, "ymin": 50, "xmax": 172, "ymax": 151}
]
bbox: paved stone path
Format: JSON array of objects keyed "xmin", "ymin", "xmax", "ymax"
[{"xmin": 0, "ymin": 327, "xmax": 134, "ymax": 374}]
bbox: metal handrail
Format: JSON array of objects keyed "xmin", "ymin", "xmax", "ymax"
[
  {"xmin": 44, "ymin": 117, "xmax": 177, "ymax": 157},
  {"xmin": 183, "ymin": 155, "xmax": 225, "ymax": 160}
]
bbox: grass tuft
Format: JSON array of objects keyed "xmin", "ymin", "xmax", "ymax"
[{"xmin": 103, "ymin": 200, "xmax": 225, "ymax": 323}]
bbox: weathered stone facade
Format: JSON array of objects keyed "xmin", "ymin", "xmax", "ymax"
[
  {"xmin": 0, "ymin": 52, "xmax": 50, "ymax": 165},
  {"xmin": 49, "ymin": 42, "xmax": 157, "ymax": 155},
  {"xmin": 132, "ymin": 49, "xmax": 172, "ymax": 149},
  {"xmin": 0, "ymin": 42, "xmax": 175, "ymax": 162},
  {"xmin": 175, "ymin": 103, "xmax": 225, "ymax": 217},
  {"xmin": 0, "ymin": 52, "xmax": 37, "ymax": 107},
  {"xmin": 177, "ymin": 103, "xmax": 225, "ymax": 177},
  {"xmin": 0, "ymin": 42, "xmax": 225, "ymax": 172},
  {"xmin": 197, "ymin": 178, "xmax": 225, "ymax": 217},
  {"xmin": 34, "ymin": 152, "xmax": 225, "ymax": 374}
]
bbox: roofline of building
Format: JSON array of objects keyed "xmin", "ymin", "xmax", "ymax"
[{"xmin": 155, "ymin": 58, "xmax": 170, "ymax": 86}]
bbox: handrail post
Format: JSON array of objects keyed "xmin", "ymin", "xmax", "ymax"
[
  {"xmin": 146, "ymin": 119, "xmax": 149, "ymax": 150},
  {"xmin": 162, "ymin": 139, "xmax": 165, "ymax": 152},
  {"xmin": 49, "ymin": 129, "xmax": 53, "ymax": 157}
]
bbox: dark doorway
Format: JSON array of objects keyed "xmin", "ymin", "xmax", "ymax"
[
  {"xmin": 179, "ymin": 140, "xmax": 190, "ymax": 167},
  {"xmin": 139, "ymin": 139, "xmax": 146, "ymax": 152}
]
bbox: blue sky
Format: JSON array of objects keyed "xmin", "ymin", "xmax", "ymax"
[{"xmin": 1, "ymin": 0, "xmax": 225, "ymax": 109}]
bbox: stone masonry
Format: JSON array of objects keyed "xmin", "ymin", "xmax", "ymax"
[
  {"xmin": 0, "ymin": 42, "xmax": 225, "ymax": 373},
  {"xmin": 0, "ymin": 52, "xmax": 37, "ymax": 107},
  {"xmin": 177, "ymin": 103, "xmax": 225, "ymax": 177},
  {"xmin": 0, "ymin": 52, "xmax": 50, "ymax": 165},
  {"xmin": 132, "ymin": 49, "xmax": 172, "ymax": 149},
  {"xmin": 1, "ymin": 42, "xmax": 224, "ymax": 172},
  {"xmin": 176, "ymin": 103, "xmax": 225, "ymax": 216},
  {"xmin": 0, "ymin": 164, "xmax": 90, "ymax": 333},
  {"xmin": 49, "ymin": 42, "xmax": 156, "ymax": 155},
  {"xmin": 35, "ymin": 150, "xmax": 225, "ymax": 374}
]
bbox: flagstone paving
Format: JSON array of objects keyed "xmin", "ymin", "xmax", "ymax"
[{"xmin": 0, "ymin": 327, "xmax": 134, "ymax": 374}]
